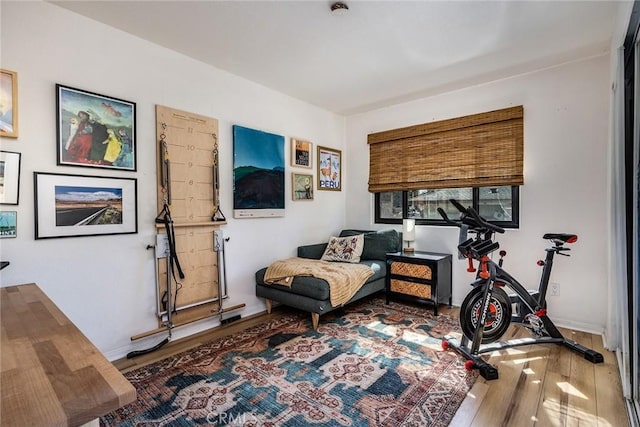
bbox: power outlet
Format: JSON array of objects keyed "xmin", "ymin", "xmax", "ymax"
[{"xmin": 550, "ymin": 282, "xmax": 560, "ymax": 297}]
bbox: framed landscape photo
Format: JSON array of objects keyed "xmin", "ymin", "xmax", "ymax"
[
  {"xmin": 0, "ymin": 211, "xmax": 17, "ymax": 238},
  {"xmin": 317, "ymin": 146, "xmax": 341, "ymax": 191},
  {"xmin": 0, "ymin": 69, "xmax": 18, "ymax": 138},
  {"xmin": 34, "ymin": 172, "xmax": 138, "ymax": 239},
  {"xmin": 291, "ymin": 138, "xmax": 312, "ymax": 168},
  {"xmin": 232, "ymin": 125, "xmax": 285, "ymax": 218},
  {"xmin": 0, "ymin": 151, "xmax": 21, "ymax": 205},
  {"xmin": 292, "ymin": 173, "xmax": 313, "ymax": 201},
  {"xmin": 56, "ymin": 84, "xmax": 136, "ymax": 171}
]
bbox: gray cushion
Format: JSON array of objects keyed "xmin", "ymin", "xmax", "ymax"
[
  {"xmin": 298, "ymin": 243, "xmax": 327, "ymax": 260},
  {"xmin": 340, "ymin": 229, "xmax": 401, "ymax": 260}
]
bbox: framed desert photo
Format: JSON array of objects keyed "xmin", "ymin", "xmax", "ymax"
[
  {"xmin": 291, "ymin": 138, "xmax": 312, "ymax": 168},
  {"xmin": 317, "ymin": 146, "xmax": 341, "ymax": 191},
  {"xmin": 0, "ymin": 211, "xmax": 17, "ymax": 238},
  {"xmin": 0, "ymin": 151, "xmax": 21, "ymax": 205},
  {"xmin": 56, "ymin": 84, "xmax": 136, "ymax": 171},
  {"xmin": 34, "ymin": 172, "xmax": 138, "ymax": 239},
  {"xmin": 292, "ymin": 173, "xmax": 313, "ymax": 201},
  {"xmin": 0, "ymin": 69, "xmax": 18, "ymax": 138}
]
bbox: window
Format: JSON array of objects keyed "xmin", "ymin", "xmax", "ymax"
[{"xmin": 375, "ymin": 186, "xmax": 519, "ymax": 228}]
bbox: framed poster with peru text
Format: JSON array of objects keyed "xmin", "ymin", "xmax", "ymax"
[{"xmin": 317, "ymin": 146, "xmax": 341, "ymax": 191}]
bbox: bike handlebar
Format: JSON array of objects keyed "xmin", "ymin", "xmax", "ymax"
[{"xmin": 438, "ymin": 199, "xmax": 505, "ymax": 234}]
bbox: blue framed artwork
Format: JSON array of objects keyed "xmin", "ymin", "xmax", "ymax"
[
  {"xmin": 0, "ymin": 211, "xmax": 17, "ymax": 238},
  {"xmin": 232, "ymin": 125, "xmax": 285, "ymax": 218}
]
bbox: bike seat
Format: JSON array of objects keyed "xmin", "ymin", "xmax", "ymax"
[{"xmin": 543, "ymin": 233, "xmax": 577, "ymax": 243}]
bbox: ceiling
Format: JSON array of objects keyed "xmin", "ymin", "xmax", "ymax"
[{"xmin": 52, "ymin": 1, "xmax": 622, "ymax": 115}]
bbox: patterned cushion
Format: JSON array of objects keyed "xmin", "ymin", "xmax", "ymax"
[
  {"xmin": 340, "ymin": 229, "xmax": 401, "ymax": 260},
  {"xmin": 321, "ymin": 234, "xmax": 365, "ymax": 263}
]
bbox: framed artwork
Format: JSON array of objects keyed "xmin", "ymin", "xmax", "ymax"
[
  {"xmin": 56, "ymin": 84, "xmax": 136, "ymax": 171},
  {"xmin": 0, "ymin": 151, "xmax": 21, "ymax": 205},
  {"xmin": 292, "ymin": 173, "xmax": 313, "ymax": 201},
  {"xmin": 317, "ymin": 146, "xmax": 341, "ymax": 191},
  {"xmin": 0, "ymin": 69, "xmax": 18, "ymax": 138},
  {"xmin": 291, "ymin": 138, "xmax": 312, "ymax": 168},
  {"xmin": 0, "ymin": 211, "xmax": 17, "ymax": 238},
  {"xmin": 232, "ymin": 125, "xmax": 285, "ymax": 218},
  {"xmin": 34, "ymin": 172, "xmax": 138, "ymax": 239}
]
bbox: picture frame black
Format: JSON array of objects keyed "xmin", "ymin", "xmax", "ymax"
[
  {"xmin": 56, "ymin": 84, "xmax": 136, "ymax": 171},
  {"xmin": 34, "ymin": 172, "xmax": 138, "ymax": 239},
  {"xmin": 0, "ymin": 150, "xmax": 21, "ymax": 205}
]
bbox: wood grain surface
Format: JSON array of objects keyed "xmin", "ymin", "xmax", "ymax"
[{"xmin": 1, "ymin": 283, "xmax": 136, "ymax": 426}]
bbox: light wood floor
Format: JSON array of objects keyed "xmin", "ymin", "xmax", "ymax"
[{"xmin": 114, "ymin": 304, "xmax": 629, "ymax": 427}]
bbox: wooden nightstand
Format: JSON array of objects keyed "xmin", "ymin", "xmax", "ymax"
[{"xmin": 386, "ymin": 251, "xmax": 452, "ymax": 315}]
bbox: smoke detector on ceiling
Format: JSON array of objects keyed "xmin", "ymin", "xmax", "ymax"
[{"xmin": 330, "ymin": 2, "xmax": 349, "ymax": 15}]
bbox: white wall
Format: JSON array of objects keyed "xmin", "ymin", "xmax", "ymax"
[
  {"xmin": 0, "ymin": 1, "xmax": 614, "ymax": 360},
  {"xmin": 345, "ymin": 55, "xmax": 611, "ymax": 333},
  {"xmin": 0, "ymin": 1, "xmax": 346, "ymax": 360}
]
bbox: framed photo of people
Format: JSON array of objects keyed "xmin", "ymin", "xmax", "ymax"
[{"xmin": 56, "ymin": 84, "xmax": 136, "ymax": 171}]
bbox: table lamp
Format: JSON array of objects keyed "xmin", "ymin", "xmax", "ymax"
[{"xmin": 402, "ymin": 218, "xmax": 415, "ymax": 252}]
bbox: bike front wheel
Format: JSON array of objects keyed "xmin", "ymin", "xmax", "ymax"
[{"xmin": 460, "ymin": 285, "xmax": 512, "ymax": 344}]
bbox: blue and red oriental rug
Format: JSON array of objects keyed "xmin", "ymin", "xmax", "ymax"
[{"xmin": 102, "ymin": 297, "xmax": 476, "ymax": 426}]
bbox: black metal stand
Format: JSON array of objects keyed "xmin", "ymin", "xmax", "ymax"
[{"xmin": 443, "ymin": 314, "xmax": 604, "ymax": 380}]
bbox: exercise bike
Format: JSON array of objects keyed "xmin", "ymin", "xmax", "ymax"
[{"xmin": 439, "ymin": 199, "xmax": 603, "ymax": 380}]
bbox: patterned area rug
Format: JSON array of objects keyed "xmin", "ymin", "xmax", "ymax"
[{"xmin": 102, "ymin": 297, "xmax": 476, "ymax": 426}]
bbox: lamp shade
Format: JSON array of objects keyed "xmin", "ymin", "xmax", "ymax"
[{"xmin": 402, "ymin": 218, "xmax": 416, "ymax": 242}]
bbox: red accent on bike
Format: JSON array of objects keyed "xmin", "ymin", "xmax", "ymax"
[
  {"xmin": 567, "ymin": 235, "xmax": 578, "ymax": 244},
  {"xmin": 479, "ymin": 256, "xmax": 490, "ymax": 279},
  {"xmin": 464, "ymin": 360, "xmax": 476, "ymax": 371},
  {"xmin": 534, "ymin": 309, "xmax": 547, "ymax": 317},
  {"xmin": 537, "ymin": 260, "xmax": 545, "ymax": 266},
  {"xmin": 442, "ymin": 341, "xmax": 449, "ymax": 351},
  {"xmin": 467, "ymin": 255, "xmax": 476, "ymax": 273}
]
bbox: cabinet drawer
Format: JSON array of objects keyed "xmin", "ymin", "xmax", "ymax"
[
  {"xmin": 390, "ymin": 279, "xmax": 432, "ymax": 299},
  {"xmin": 390, "ymin": 262, "xmax": 432, "ymax": 280}
]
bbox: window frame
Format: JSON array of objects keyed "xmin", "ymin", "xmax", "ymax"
[{"xmin": 374, "ymin": 186, "xmax": 520, "ymax": 228}]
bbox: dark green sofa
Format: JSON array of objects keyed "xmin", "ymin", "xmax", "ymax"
[{"xmin": 255, "ymin": 229, "xmax": 401, "ymax": 329}]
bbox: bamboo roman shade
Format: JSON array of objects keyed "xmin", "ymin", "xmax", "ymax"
[{"xmin": 368, "ymin": 106, "xmax": 524, "ymax": 192}]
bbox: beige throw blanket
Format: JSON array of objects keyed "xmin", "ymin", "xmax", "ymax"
[{"xmin": 263, "ymin": 257, "xmax": 374, "ymax": 307}]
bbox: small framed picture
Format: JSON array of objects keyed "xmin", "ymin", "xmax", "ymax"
[
  {"xmin": 0, "ymin": 151, "xmax": 21, "ymax": 205},
  {"xmin": 0, "ymin": 211, "xmax": 17, "ymax": 238},
  {"xmin": 291, "ymin": 138, "xmax": 312, "ymax": 168},
  {"xmin": 317, "ymin": 146, "xmax": 341, "ymax": 191},
  {"xmin": 292, "ymin": 173, "xmax": 313, "ymax": 201},
  {"xmin": 56, "ymin": 84, "xmax": 136, "ymax": 171},
  {"xmin": 0, "ymin": 69, "xmax": 18, "ymax": 138},
  {"xmin": 34, "ymin": 172, "xmax": 138, "ymax": 239}
]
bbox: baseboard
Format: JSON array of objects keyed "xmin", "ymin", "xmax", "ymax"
[{"xmin": 105, "ymin": 301, "xmax": 270, "ymax": 362}]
